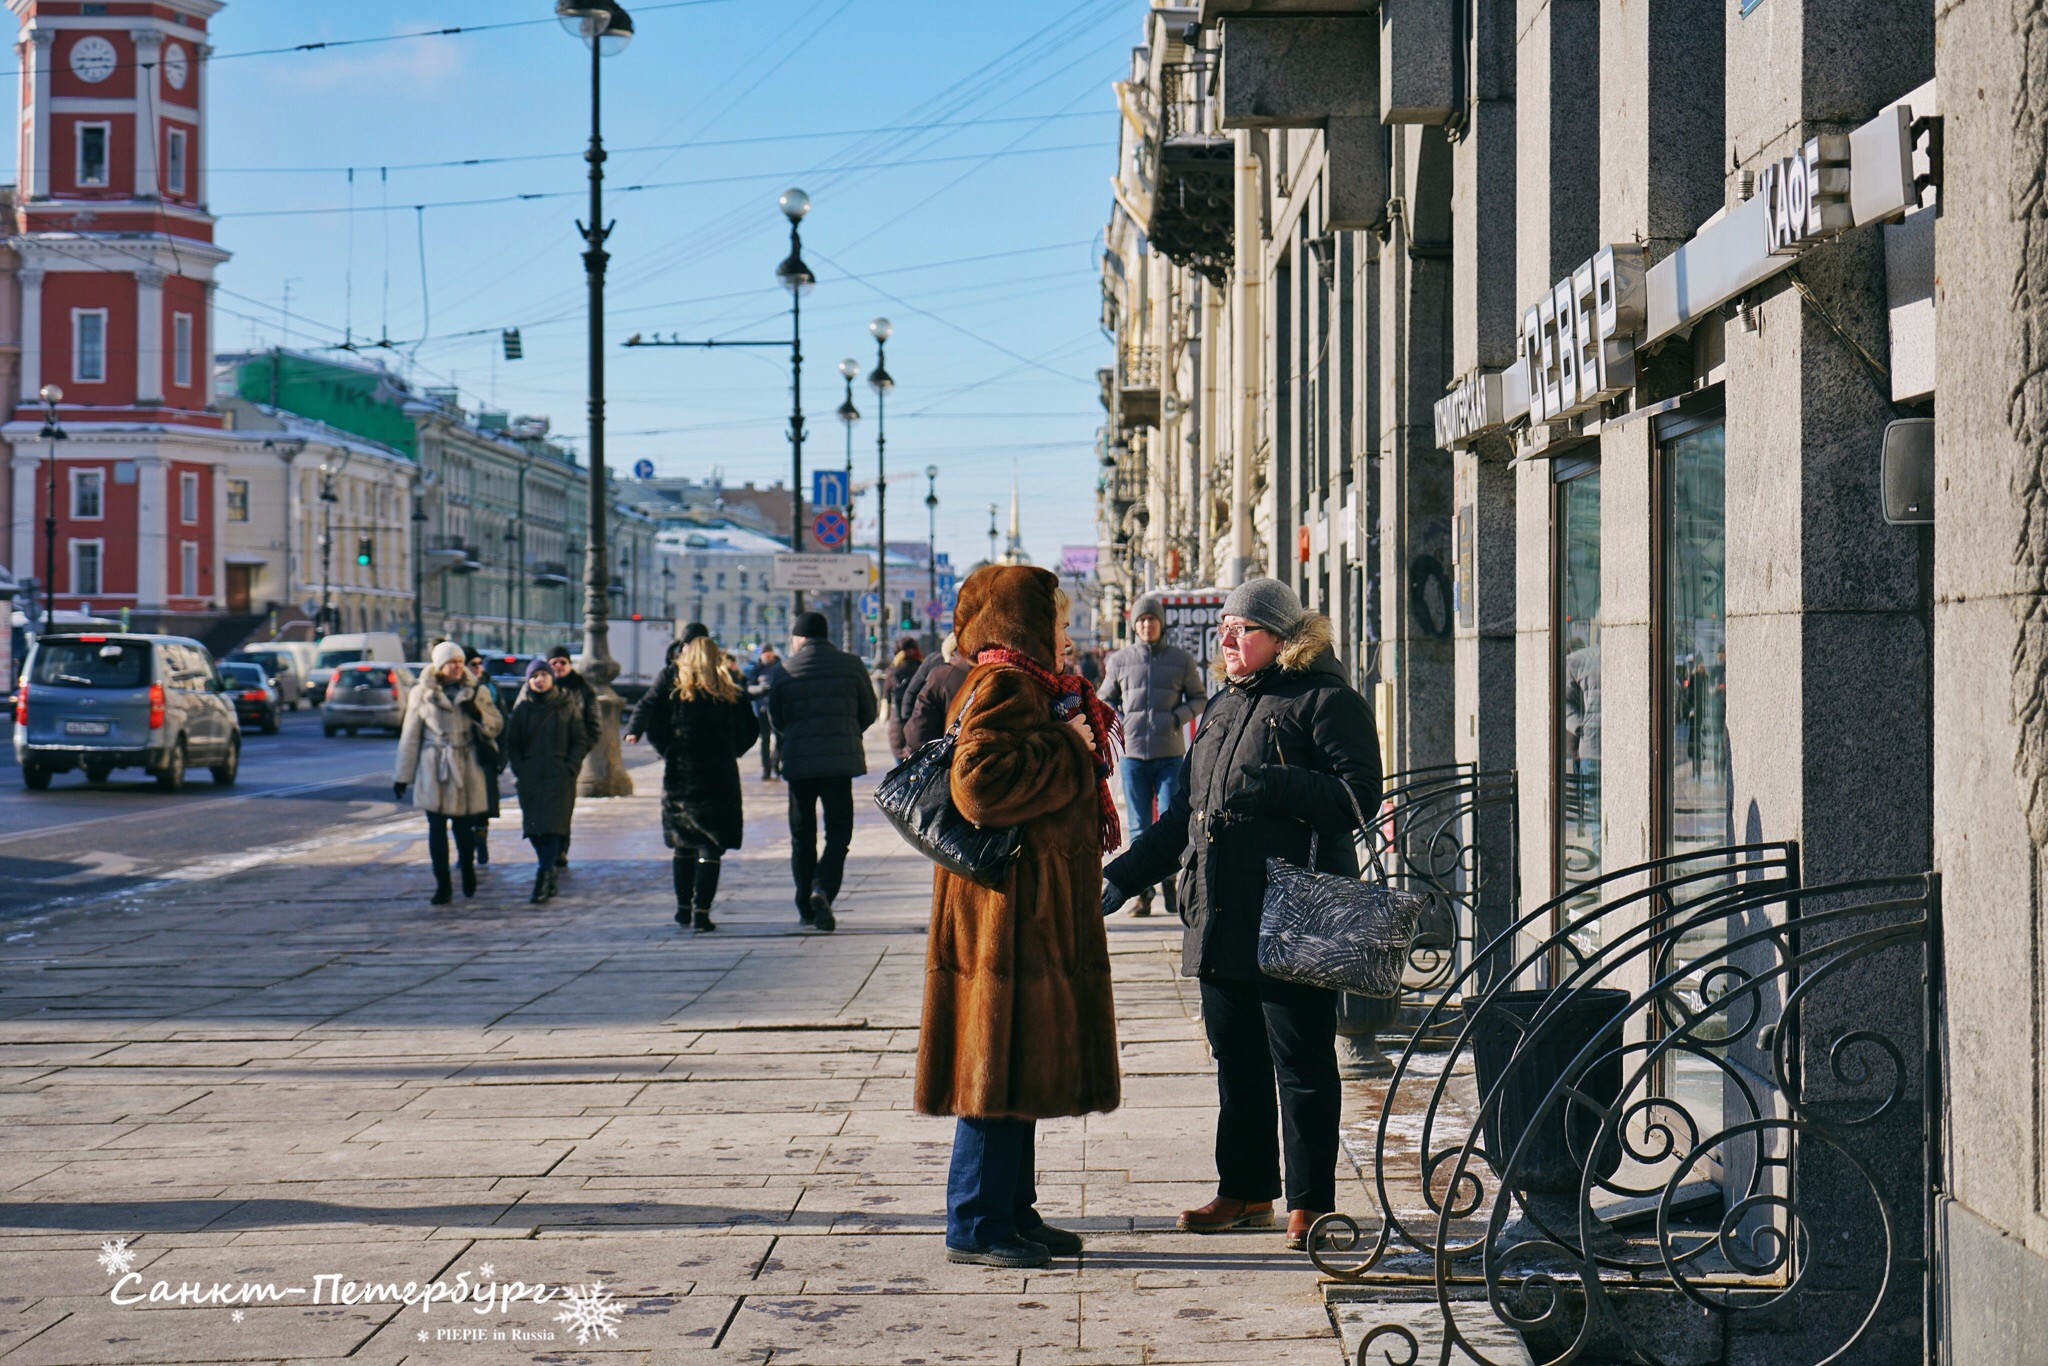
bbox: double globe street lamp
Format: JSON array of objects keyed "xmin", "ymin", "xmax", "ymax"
[
  {"xmin": 776, "ymin": 189, "xmax": 816, "ymax": 611},
  {"xmin": 867, "ymin": 319, "xmax": 893, "ymax": 666}
]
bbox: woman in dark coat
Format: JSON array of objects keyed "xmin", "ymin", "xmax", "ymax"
[
  {"xmin": 1103, "ymin": 577, "xmax": 1382, "ymax": 1251},
  {"xmin": 885, "ymin": 638, "xmax": 924, "ymax": 760},
  {"xmin": 918, "ymin": 565, "xmax": 1122, "ymax": 1270},
  {"xmin": 638, "ymin": 635, "xmax": 757, "ymax": 931},
  {"xmin": 504, "ymin": 658, "xmax": 593, "ymax": 903}
]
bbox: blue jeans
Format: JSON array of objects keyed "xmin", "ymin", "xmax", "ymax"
[
  {"xmin": 1120, "ymin": 755, "xmax": 1182, "ymax": 838},
  {"xmin": 945, "ymin": 1117, "xmax": 1039, "ymax": 1249}
]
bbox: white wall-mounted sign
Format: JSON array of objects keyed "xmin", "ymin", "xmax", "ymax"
[
  {"xmin": 1760, "ymin": 135, "xmax": 1851, "ymax": 255},
  {"xmin": 1520, "ymin": 244, "xmax": 1646, "ymax": 426},
  {"xmin": 1433, "ymin": 367, "xmax": 1505, "ymax": 449}
]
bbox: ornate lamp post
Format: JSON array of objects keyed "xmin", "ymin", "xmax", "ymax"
[
  {"xmin": 410, "ymin": 487, "xmax": 429, "ymax": 655},
  {"xmin": 867, "ymin": 318, "xmax": 892, "ymax": 666},
  {"xmin": 923, "ymin": 464, "xmax": 939, "ymax": 644},
  {"xmin": 776, "ymin": 189, "xmax": 815, "ymax": 610},
  {"xmin": 836, "ymin": 356, "xmax": 859, "ymax": 649},
  {"xmin": 987, "ymin": 502, "xmax": 999, "ymax": 567},
  {"xmin": 555, "ymin": 0, "xmax": 635, "ymax": 796},
  {"xmin": 37, "ymin": 384, "xmax": 63, "ymax": 633},
  {"xmin": 317, "ymin": 462, "xmax": 338, "ymax": 635}
]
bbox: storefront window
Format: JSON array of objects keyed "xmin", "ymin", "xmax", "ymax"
[
  {"xmin": 1663, "ymin": 420, "xmax": 1729, "ymax": 854},
  {"xmin": 1557, "ymin": 468, "xmax": 1602, "ymax": 949}
]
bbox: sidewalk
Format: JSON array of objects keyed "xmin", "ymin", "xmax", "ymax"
[{"xmin": 0, "ymin": 732, "xmax": 1367, "ymax": 1365}]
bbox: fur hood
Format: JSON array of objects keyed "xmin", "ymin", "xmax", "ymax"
[
  {"xmin": 1211, "ymin": 609, "xmax": 1337, "ymax": 682},
  {"xmin": 954, "ymin": 563, "xmax": 1060, "ymax": 670}
]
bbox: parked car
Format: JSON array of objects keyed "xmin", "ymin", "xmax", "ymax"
[
  {"xmin": 479, "ymin": 653, "xmax": 532, "ymax": 708},
  {"xmin": 12, "ymin": 633, "xmax": 241, "ymax": 791},
  {"xmin": 306, "ymin": 632, "xmax": 406, "ymax": 704},
  {"xmin": 218, "ymin": 661, "xmax": 282, "ymax": 735},
  {"xmin": 321, "ymin": 662, "xmax": 416, "ymax": 736},
  {"xmin": 226, "ymin": 644, "xmax": 309, "ymax": 710}
]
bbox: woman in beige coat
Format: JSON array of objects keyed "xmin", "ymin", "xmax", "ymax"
[{"xmin": 394, "ymin": 640, "xmax": 503, "ymax": 904}]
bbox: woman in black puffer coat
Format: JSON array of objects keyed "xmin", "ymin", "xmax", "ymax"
[
  {"xmin": 637, "ymin": 635, "xmax": 758, "ymax": 930},
  {"xmin": 504, "ymin": 657, "xmax": 593, "ymax": 904},
  {"xmin": 1103, "ymin": 577, "xmax": 1381, "ymax": 1252}
]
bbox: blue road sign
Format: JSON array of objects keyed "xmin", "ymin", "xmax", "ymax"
[
  {"xmin": 812, "ymin": 510, "xmax": 849, "ymax": 548},
  {"xmin": 858, "ymin": 592, "xmax": 881, "ymax": 620},
  {"xmin": 632, "ymin": 458, "xmax": 656, "ymax": 480},
  {"xmin": 812, "ymin": 469, "xmax": 850, "ymax": 508}
]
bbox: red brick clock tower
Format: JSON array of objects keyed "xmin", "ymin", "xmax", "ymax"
[{"xmin": 5, "ymin": 0, "xmax": 232, "ymax": 635}]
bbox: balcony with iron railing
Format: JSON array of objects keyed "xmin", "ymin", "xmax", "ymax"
[{"xmin": 1143, "ymin": 61, "xmax": 1233, "ymax": 285}]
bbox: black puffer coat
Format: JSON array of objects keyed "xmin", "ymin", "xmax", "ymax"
[
  {"xmin": 768, "ymin": 638, "xmax": 879, "ymax": 780},
  {"xmin": 1104, "ymin": 614, "xmax": 1382, "ymax": 981},
  {"xmin": 505, "ymin": 686, "xmax": 594, "ymax": 839},
  {"xmin": 640, "ymin": 682, "xmax": 758, "ymax": 850}
]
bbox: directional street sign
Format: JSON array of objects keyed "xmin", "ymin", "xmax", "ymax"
[
  {"xmin": 811, "ymin": 509, "xmax": 849, "ymax": 548},
  {"xmin": 812, "ymin": 469, "xmax": 850, "ymax": 508},
  {"xmin": 632, "ymin": 458, "xmax": 656, "ymax": 480},
  {"xmin": 858, "ymin": 592, "xmax": 882, "ymax": 621},
  {"xmin": 770, "ymin": 553, "xmax": 872, "ymax": 592}
]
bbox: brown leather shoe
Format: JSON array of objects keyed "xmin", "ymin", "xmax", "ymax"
[
  {"xmin": 1284, "ymin": 1208, "xmax": 1332, "ymax": 1251},
  {"xmin": 1178, "ymin": 1197, "xmax": 1276, "ymax": 1233}
]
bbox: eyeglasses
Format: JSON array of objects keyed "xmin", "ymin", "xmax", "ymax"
[{"xmin": 1218, "ymin": 624, "xmax": 1272, "ymax": 643}]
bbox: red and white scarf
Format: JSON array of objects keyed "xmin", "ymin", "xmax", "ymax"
[{"xmin": 975, "ymin": 647, "xmax": 1124, "ymax": 853}]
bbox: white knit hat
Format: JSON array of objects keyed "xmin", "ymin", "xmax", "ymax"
[{"xmin": 430, "ymin": 640, "xmax": 466, "ymax": 667}]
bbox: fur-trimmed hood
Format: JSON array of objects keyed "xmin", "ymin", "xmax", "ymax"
[
  {"xmin": 955, "ymin": 563, "xmax": 1060, "ymax": 669},
  {"xmin": 1211, "ymin": 609, "xmax": 1339, "ymax": 682}
]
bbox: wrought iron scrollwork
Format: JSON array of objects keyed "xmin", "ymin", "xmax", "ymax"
[{"xmin": 1318, "ymin": 843, "xmax": 1941, "ymax": 1366}]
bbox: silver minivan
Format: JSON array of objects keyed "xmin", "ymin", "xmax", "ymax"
[{"xmin": 12, "ymin": 634, "xmax": 241, "ymax": 790}]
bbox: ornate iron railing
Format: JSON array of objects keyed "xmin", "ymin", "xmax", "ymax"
[
  {"xmin": 1313, "ymin": 842, "xmax": 1941, "ymax": 1365},
  {"xmin": 1364, "ymin": 764, "xmax": 1519, "ymax": 1022}
]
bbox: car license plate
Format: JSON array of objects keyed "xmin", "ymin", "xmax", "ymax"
[{"xmin": 64, "ymin": 720, "xmax": 110, "ymax": 735}]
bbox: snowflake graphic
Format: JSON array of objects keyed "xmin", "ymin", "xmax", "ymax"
[
  {"xmin": 477, "ymin": 1262, "xmax": 495, "ymax": 1279},
  {"xmin": 96, "ymin": 1239, "xmax": 135, "ymax": 1277},
  {"xmin": 416, "ymin": 1329, "xmax": 429, "ymax": 1343},
  {"xmin": 553, "ymin": 1282, "xmax": 621, "ymax": 1346},
  {"xmin": 230, "ymin": 1310, "xmax": 244, "ymax": 1324}
]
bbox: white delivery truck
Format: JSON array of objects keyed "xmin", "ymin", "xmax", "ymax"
[{"xmin": 610, "ymin": 618, "xmax": 678, "ymax": 702}]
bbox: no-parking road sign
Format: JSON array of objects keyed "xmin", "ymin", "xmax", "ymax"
[{"xmin": 812, "ymin": 509, "xmax": 849, "ymax": 548}]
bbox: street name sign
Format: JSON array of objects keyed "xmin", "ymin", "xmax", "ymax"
[{"xmin": 771, "ymin": 553, "xmax": 872, "ymax": 592}]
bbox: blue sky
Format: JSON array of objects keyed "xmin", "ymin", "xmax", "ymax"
[{"xmin": 32, "ymin": 0, "xmax": 1144, "ymax": 569}]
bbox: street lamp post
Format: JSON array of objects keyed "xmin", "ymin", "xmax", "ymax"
[
  {"xmin": 868, "ymin": 318, "xmax": 893, "ymax": 666},
  {"xmin": 502, "ymin": 522, "xmax": 518, "ymax": 650},
  {"xmin": 836, "ymin": 357, "xmax": 859, "ymax": 650},
  {"xmin": 37, "ymin": 385, "xmax": 63, "ymax": 634},
  {"xmin": 557, "ymin": 0, "xmax": 634, "ymax": 796},
  {"xmin": 317, "ymin": 463, "xmax": 338, "ymax": 635},
  {"xmin": 411, "ymin": 488, "xmax": 428, "ymax": 655},
  {"xmin": 923, "ymin": 464, "xmax": 938, "ymax": 645},
  {"xmin": 987, "ymin": 502, "xmax": 999, "ymax": 567},
  {"xmin": 776, "ymin": 189, "xmax": 815, "ymax": 611}
]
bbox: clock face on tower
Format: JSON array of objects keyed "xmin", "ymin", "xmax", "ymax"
[
  {"xmin": 164, "ymin": 42, "xmax": 188, "ymax": 90},
  {"xmin": 69, "ymin": 35, "xmax": 117, "ymax": 83}
]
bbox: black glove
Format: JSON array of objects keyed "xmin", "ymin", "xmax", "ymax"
[
  {"xmin": 1222, "ymin": 766, "xmax": 1280, "ymax": 816},
  {"xmin": 1100, "ymin": 881, "xmax": 1127, "ymax": 918},
  {"xmin": 393, "ymin": 782, "xmax": 409, "ymax": 801}
]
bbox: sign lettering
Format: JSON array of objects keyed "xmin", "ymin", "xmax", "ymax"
[
  {"xmin": 1521, "ymin": 244, "xmax": 1646, "ymax": 424},
  {"xmin": 1761, "ymin": 136, "xmax": 1850, "ymax": 256}
]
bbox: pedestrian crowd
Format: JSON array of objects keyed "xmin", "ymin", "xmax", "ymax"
[{"xmin": 383, "ymin": 564, "xmax": 1382, "ymax": 1281}]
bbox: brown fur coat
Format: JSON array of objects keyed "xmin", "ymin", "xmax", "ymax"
[{"xmin": 913, "ymin": 565, "xmax": 1122, "ymax": 1120}]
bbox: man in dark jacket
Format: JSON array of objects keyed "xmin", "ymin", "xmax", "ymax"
[
  {"xmin": 1102, "ymin": 578, "xmax": 1381, "ymax": 1251},
  {"xmin": 1098, "ymin": 592, "xmax": 1207, "ymax": 916},
  {"xmin": 901, "ymin": 632, "xmax": 970, "ymax": 749},
  {"xmin": 768, "ymin": 611, "xmax": 879, "ymax": 931},
  {"xmin": 744, "ymin": 646, "xmax": 786, "ymax": 779}
]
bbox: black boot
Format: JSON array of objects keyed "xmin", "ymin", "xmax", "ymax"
[
  {"xmin": 460, "ymin": 858, "xmax": 477, "ymax": 898},
  {"xmin": 693, "ymin": 910, "xmax": 718, "ymax": 931},
  {"xmin": 530, "ymin": 867, "xmax": 551, "ymax": 904},
  {"xmin": 673, "ymin": 854, "xmax": 696, "ymax": 926},
  {"xmin": 693, "ymin": 856, "xmax": 722, "ymax": 931},
  {"xmin": 556, "ymin": 834, "xmax": 570, "ymax": 870},
  {"xmin": 431, "ymin": 876, "xmax": 454, "ymax": 906},
  {"xmin": 474, "ymin": 826, "xmax": 490, "ymax": 866}
]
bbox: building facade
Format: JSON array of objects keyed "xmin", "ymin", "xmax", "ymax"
[
  {"xmin": 1089, "ymin": 0, "xmax": 2048, "ymax": 1359},
  {"xmin": 3, "ymin": 0, "xmax": 239, "ymax": 645}
]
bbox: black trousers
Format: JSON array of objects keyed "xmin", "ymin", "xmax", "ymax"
[
  {"xmin": 787, "ymin": 775, "xmax": 854, "ymax": 908},
  {"xmin": 1200, "ymin": 974, "xmax": 1341, "ymax": 1213},
  {"xmin": 425, "ymin": 811, "xmax": 477, "ymax": 885},
  {"xmin": 757, "ymin": 713, "xmax": 779, "ymax": 777}
]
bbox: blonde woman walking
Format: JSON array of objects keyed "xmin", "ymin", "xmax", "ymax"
[
  {"xmin": 393, "ymin": 640, "xmax": 503, "ymax": 905},
  {"xmin": 636, "ymin": 635, "xmax": 759, "ymax": 930}
]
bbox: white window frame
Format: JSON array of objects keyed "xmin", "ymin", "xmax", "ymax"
[
  {"xmin": 71, "ymin": 539, "xmax": 103, "ymax": 597},
  {"xmin": 72, "ymin": 308, "xmax": 107, "ymax": 383},
  {"xmin": 75, "ymin": 120, "xmax": 110, "ymax": 187},
  {"xmin": 165, "ymin": 125, "xmax": 188, "ymax": 196},
  {"xmin": 69, "ymin": 467, "xmax": 104, "ymax": 520},
  {"xmin": 224, "ymin": 477, "xmax": 249, "ymax": 523},
  {"xmin": 172, "ymin": 311, "xmax": 194, "ymax": 388},
  {"xmin": 178, "ymin": 470, "xmax": 199, "ymax": 524},
  {"xmin": 178, "ymin": 540, "xmax": 198, "ymax": 598}
]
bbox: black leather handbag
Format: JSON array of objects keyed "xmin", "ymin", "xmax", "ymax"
[
  {"xmin": 1257, "ymin": 778, "xmax": 1426, "ymax": 998},
  {"xmin": 872, "ymin": 684, "xmax": 1023, "ymax": 888}
]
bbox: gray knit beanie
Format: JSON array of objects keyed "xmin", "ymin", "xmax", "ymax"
[
  {"xmin": 1131, "ymin": 592, "xmax": 1165, "ymax": 623},
  {"xmin": 1222, "ymin": 577, "xmax": 1306, "ymax": 638}
]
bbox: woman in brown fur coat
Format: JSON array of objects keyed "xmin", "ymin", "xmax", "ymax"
[{"xmin": 918, "ymin": 564, "xmax": 1123, "ymax": 1269}]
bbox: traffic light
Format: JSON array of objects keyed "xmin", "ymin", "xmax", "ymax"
[
  {"xmin": 899, "ymin": 595, "xmax": 916, "ymax": 631},
  {"xmin": 355, "ymin": 536, "xmax": 374, "ymax": 568},
  {"xmin": 502, "ymin": 328, "xmax": 523, "ymax": 361}
]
